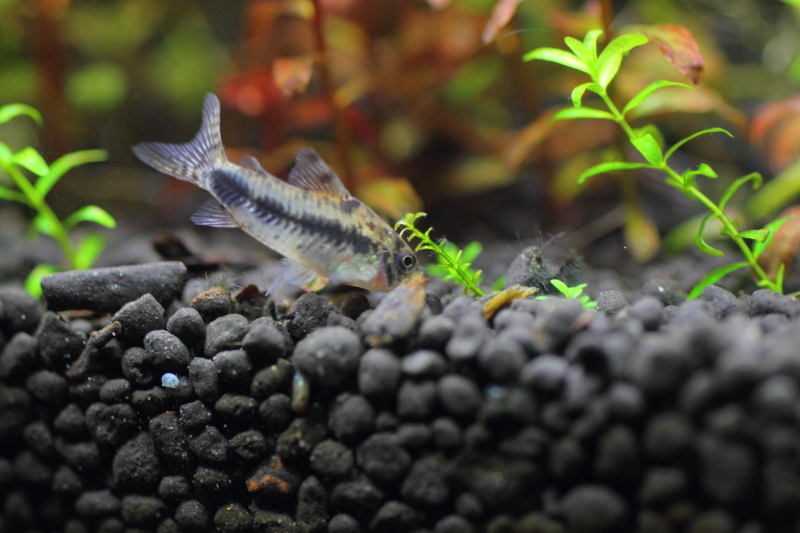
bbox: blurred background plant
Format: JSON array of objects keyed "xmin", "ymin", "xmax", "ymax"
[{"xmin": 2, "ymin": 0, "xmax": 800, "ymax": 285}]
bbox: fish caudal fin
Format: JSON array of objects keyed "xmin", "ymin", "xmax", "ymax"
[{"xmin": 132, "ymin": 93, "xmax": 226, "ymax": 187}]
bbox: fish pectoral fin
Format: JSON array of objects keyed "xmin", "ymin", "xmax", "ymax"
[
  {"xmin": 239, "ymin": 155, "xmax": 269, "ymax": 177},
  {"xmin": 331, "ymin": 261, "xmax": 379, "ymax": 285},
  {"xmin": 288, "ymin": 147, "xmax": 352, "ymax": 198},
  {"xmin": 275, "ymin": 258, "xmax": 329, "ymax": 293},
  {"xmin": 190, "ymin": 200, "xmax": 240, "ymax": 228}
]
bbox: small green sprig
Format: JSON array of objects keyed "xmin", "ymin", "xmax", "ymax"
[
  {"xmin": 395, "ymin": 212, "xmax": 485, "ymax": 297},
  {"xmin": 525, "ymin": 30, "xmax": 786, "ymax": 297},
  {"xmin": 0, "ymin": 103, "xmax": 114, "ymax": 297},
  {"xmin": 537, "ymin": 279, "xmax": 597, "ymax": 309}
]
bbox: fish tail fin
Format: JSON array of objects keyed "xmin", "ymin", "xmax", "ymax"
[{"xmin": 132, "ymin": 93, "xmax": 226, "ymax": 187}]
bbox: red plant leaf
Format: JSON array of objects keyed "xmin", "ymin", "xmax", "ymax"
[
  {"xmin": 622, "ymin": 23, "xmax": 704, "ymax": 84},
  {"xmin": 272, "ymin": 56, "xmax": 315, "ymax": 98},
  {"xmin": 750, "ymin": 94, "xmax": 800, "ymax": 173},
  {"xmin": 482, "ymin": 0, "xmax": 524, "ymax": 44}
]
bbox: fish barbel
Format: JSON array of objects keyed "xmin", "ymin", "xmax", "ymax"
[{"xmin": 132, "ymin": 93, "xmax": 418, "ymax": 292}]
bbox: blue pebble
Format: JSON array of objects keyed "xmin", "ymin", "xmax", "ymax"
[{"xmin": 162, "ymin": 373, "xmax": 179, "ymax": 389}]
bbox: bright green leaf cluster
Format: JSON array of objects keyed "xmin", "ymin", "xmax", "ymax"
[
  {"xmin": 536, "ymin": 279, "xmax": 597, "ymax": 309},
  {"xmin": 0, "ymin": 103, "xmax": 114, "ymax": 297},
  {"xmin": 395, "ymin": 212, "xmax": 485, "ymax": 297},
  {"xmin": 525, "ymin": 31, "xmax": 788, "ymax": 297}
]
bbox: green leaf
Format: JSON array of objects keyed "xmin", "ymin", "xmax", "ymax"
[
  {"xmin": 30, "ymin": 213, "xmax": 60, "ymax": 238},
  {"xmin": 695, "ymin": 214, "xmax": 725, "ymax": 256},
  {"xmin": 522, "ymin": 48, "xmax": 589, "ymax": 73},
  {"xmin": 0, "ymin": 141, "xmax": 13, "ymax": 164},
  {"xmin": 775, "ymin": 263, "xmax": 786, "ymax": 293},
  {"xmin": 664, "ymin": 128, "xmax": 733, "ymax": 163},
  {"xmin": 738, "ymin": 229, "xmax": 769, "ymax": 242},
  {"xmin": 13, "ymin": 147, "xmax": 48, "ymax": 176},
  {"xmin": 687, "ymin": 262, "xmax": 748, "ymax": 300},
  {"xmin": 595, "ymin": 33, "xmax": 649, "ymax": 87},
  {"xmin": 682, "ymin": 163, "xmax": 717, "ymax": 188},
  {"xmin": 63, "ymin": 205, "xmax": 116, "ymax": 230},
  {"xmin": 0, "ymin": 185, "xmax": 28, "ymax": 204},
  {"xmin": 553, "ymin": 107, "xmax": 615, "ymax": 121},
  {"xmin": 0, "ymin": 104, "xmax": 43, "ymax": 126},
  {"xmin": 582, "ymin": 29, "xmax": 603, "ymax": 56},
  {"xmin": 718, "ymin": 172, "xmax": 762, "ymax": 212},
  {"xmin": 564, "ymin": 37, "xmax": 594, "ymax": 67},
  {"xmin": 461, "ymin": 241, "xmax": 483, "ymax": 264},
  {"xmin": 596, "ymin": 54, "xmax": 622, "ymax": 88},
  {"xmin": 662, "ymin": 214, "xmax": 703, "ymax": 254},
  {"xmin": 578, "ymin": 161, "xmax": 655, "ymax": 184},
  {"xmin": 570, "ymin": 82, "xmax": 603, "ymax": 108},
  {"xmin": 491, "ymin": 275, "xmax": 506, "ymax": 292},
  {"xmin": 36, "ymin": 149, "xmax": 108, "ymax": 196},
  {"xmin": 24, "ymin": 264, "xmax": 61, "ymax": 299},
  {"xmin": 753, "ymin": 216, "xmax": 790, "ymax": 258},
  {"xmin": 622, "ymin": 80, "xmax": 695, "ymax": 116},
  {"xmin": 631, "ymin": 133, "xmax": 662, "ymax": 165},
  {"xmin": 746, "ymin": 160, "xmax": 800, "ymax": 220},
  {"xmin": 74, "ymin": 234, "xmax": 106, "ymax": 270}
]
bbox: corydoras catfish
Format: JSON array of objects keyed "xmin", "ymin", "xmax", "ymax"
[{"xmin": 132, "ymin": 93, "xmax": 417, "ymax": 292}]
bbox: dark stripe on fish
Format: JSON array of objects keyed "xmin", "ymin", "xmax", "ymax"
[
  {"xmin": 384, "ymin": 254, "xmax": 394, "ymax": 288},
  {"xmin": 211, "ymin": 170, "xmax": 373, "ymax": 254},
  {"xmin": 211, "ymin": 170, "xmax": 250, "ymax": 208}
]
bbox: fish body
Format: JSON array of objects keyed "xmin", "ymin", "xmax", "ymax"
[{"xmin": 132, "ymin": 94, "xmax": 418, "ymax": 292}]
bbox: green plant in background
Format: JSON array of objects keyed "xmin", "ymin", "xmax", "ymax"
[
  {"xmin": 395, "ymin": 212, "xmax": 485, "ymax": 297},
  {"xmin": 0, "ymin": 104, "xmax": 114, "ymax": 297},
  {"xmin": 525, "ymin": 30, "xmax": 788, "ymax": 298},
  {"xmin": 537, "ymin": 279, "xmax": 597, "ymax": 309}
]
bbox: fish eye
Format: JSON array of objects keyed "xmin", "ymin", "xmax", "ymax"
[{"xmin": 397, "ymin": 252, "xmax": 416, "ymax": 273}]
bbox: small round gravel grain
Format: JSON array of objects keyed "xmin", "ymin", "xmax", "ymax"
[{"xmin": 293, "ymin": 327, "xmax": 362, "ymax": 385}]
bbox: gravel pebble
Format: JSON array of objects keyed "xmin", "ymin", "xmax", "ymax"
[
  {"xmin": 41, "ymin": 262, "xmax": 186, "ymax": 313},
  {"xmin": 144, "ymin": 330, "xmax": 191, "ymax": 373},
  {"xmin": 560, "ymin": 485, "xmax": 627, "ymax": 533},
  {"xmin": 189, "ymin": 287, "xmax": 232, "ymax": 323},
  {"xmin": 36, "ymin": 312, "xmax": 84, "ymax": 369},
  {"xmin": 294, "ymin": 327, "xmax": 362, "ymax": 385},
  {"xmin": 112, "ymin": 293, "xmax": 165, "ymax": 345},
  {"xmin": 0, "ymin": 286, "xmax": 42, "ymax": 334},
  {"xmin": 329, "ymin": 393, "xmax": 375, "ymax": 445},
  {"xmin": 167, "ymin": 307, "xmax": 205, "ymax": 350},
  {"xmin": 287, "ymin": 293, "xmax": 340, "ymax": 339},
  {"xmin": 205, "ymin": 314, "xmax": 250, "ymax": 358}
]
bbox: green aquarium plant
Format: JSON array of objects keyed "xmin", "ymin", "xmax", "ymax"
[
  {"xmin": 537, "ymin": 279, "xmax": 597, "ymax": 309},
  {"xmin": 524, "ymin": 30, "xmax": 786, "ymax": 298},
  {"xmin": 395, "ymin": 212, "xmax": 485, "ymax": 297},
  {"xmin": 0, "ymin": 104, "xmax": 114, "ymax": 297}
]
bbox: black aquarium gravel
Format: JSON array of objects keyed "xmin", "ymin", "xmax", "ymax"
[{"xmin": 3, "ymin": 261, "xmax": 800, "ymax": 532}]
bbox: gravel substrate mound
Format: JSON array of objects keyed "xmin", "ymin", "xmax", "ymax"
[{"xmin": 3, "ymin": 262, "xmax": 800, "ymax": 533}]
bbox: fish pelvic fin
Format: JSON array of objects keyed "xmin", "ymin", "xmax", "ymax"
[
  {"xmin": 268, "ymin": 258, "xmax": 329, "ymax": 294},
  {"xmin": 132, "ymin": 93, "xmax": 226, "ymax": 187},
  {"xmin": 191, "ymin": 199, "xmax": 239, "ymax": 228}
]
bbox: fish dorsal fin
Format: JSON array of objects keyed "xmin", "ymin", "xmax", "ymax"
[
  {"xmin": 239, "ymin": 155, "xmax": 269, "ymax": 177},
  {"xmin": 288, "ymin": 148, "xmax": 352, "ymax": 197},
  {"xmin": 190, "ymin": 199, "xmax": 239, "ymax": 228}
]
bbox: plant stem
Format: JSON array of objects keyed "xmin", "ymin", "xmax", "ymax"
[
  {"xmin": 0, "ymin": 161, "xmax": 76, "ymax": 267},
  {"xmin": 595, "ymin": 81, "xmax": 780, "ymax": 291},
  {"xmin": 437, "ymin": 247, "xmax": 485, "ymax": 297}
]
